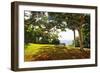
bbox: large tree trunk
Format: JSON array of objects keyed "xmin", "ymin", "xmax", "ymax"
[
  {"xmin": 73, "ymin": 30, "xmax": 76, "ymax": 47},
  {"xmin": 78, "ymin": 28, "xmax": 83, "ymax": 50}
]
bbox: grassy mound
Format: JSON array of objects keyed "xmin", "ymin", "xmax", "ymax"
[{"xmin": 24, "ymin": 43, "xmax": 90, "ymax": 61}]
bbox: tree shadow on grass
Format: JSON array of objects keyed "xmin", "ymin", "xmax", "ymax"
[{"xmin": 30, "ymin": 45, "xmax": 90, "ymax": 61}]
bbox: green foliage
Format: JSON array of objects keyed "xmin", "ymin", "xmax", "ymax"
[
  {"xmin": 73, "ymin": 14, "xmax": 90, "ymax": 48},
  {"xmin": 24, "ymin": 11, "xmax": 64, "ymax": 44},
  {"xmin": 51, "ymin": 39, "xmax": 60, "ymax": 44},
  {"xmin": 24, "ymin": 11, "xmax": 90, "ymax": 48},
  {"xmin": 82, "ymin": 15, "xmax": 90, "ymax": 48}
]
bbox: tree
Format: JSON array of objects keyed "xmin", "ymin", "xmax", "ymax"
[
  {"xmin": 67, "ymin": 14, "xmax": 77, "ymax": 46},
  {"xmin": 82, "ymin": 14, "xmax": 90, "ymax": 48},
  {"xmin": 74, "ymin": 37, "xmax": 80, "ymax": 47},
  {"xmin": 65, "ymin": 13, "xmax": 87, "ymax": 50},
  {"xmin": 24, "ymin": 11, "xmax": 90, "ymax": 49},
  {"xmin": 24, "ymin": 11, "xmax": 61, "ymax": 44}
]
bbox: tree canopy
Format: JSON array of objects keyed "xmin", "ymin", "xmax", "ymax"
[{"xmin": 24, "ymin": 11, "xmax": 90, "ymax": 49}]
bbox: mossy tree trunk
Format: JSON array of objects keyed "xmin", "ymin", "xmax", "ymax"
[
  {"xmin": 73, "ymin": 30, "xmax": 76, "ymax": 47},
  {"xmin": 78, "ymin": 27, "xmax": 83, "ymax": 50}
]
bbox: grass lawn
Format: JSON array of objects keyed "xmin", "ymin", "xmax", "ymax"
[{"xmin": 24, "ymin": 43, "xmax": 90, "ymax": 61}]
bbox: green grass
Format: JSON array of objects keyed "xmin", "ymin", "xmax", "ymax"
[
  {"xmin": 25, "ymin": 43, "xmax": 55, "ymax": 55},
  {"xmin": 24, "ymin": 43, "xmax": 90, "ymax": 61}
]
